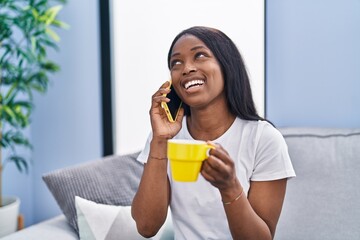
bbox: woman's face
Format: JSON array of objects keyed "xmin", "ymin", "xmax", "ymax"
[{"xmin": 169, "ymin": 34, "xmax": 226, "ymax": 111}]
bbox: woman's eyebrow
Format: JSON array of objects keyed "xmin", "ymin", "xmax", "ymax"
[
  {"xmin": 171, "ymin": 52, "xmax": 180, "ymax": 58},
  {"xmin": 190, "ymin": 45, "xmax": 207, "ymax": 51},
  {"xmin": 171, "ymin": 45, "xmax": 208, "ymax": 58}
]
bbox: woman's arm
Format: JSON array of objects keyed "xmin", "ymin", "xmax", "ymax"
[
  {"xmin": 131, "ymin": 139, "xmax": 171, "ymax": 238},
  {"xmin": 201, "ymin": 144, "xmax": 287, "ymax": 239},
  {"xmin": 221, "ymin": 179, "xmax": 287, "ymax": 239},
  {"xmin": 131, "ymin": 81, "xmax": 184, "ymax": 238}
]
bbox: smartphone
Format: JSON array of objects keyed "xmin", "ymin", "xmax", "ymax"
[{"xmin": 161, "ymin": 81, "xmax": 182, "ymax": 122}]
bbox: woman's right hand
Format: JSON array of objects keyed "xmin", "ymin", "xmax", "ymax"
[{"xmin": 150, "ymin": 81, "xmax": 184, "ymax": 140}]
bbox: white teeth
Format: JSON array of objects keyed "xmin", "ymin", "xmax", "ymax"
[{"xmin": 184, "ymin": 80, "xmax": 204, "ymax": 89}]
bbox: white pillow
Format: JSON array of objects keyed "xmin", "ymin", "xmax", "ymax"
[
  {"xmin": 43, "ymin": 152, "xmax": 143, "ymax": 233},
  {"xmin": 75, "ymin": 196, "xmax": 173, "ymax": 240}
]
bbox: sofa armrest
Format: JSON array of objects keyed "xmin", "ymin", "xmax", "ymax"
[{"xmin": 2, "ymin": 215, "xmax": 78, "ymax": 240}]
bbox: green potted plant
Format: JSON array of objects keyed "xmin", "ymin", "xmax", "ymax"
[{"xmin": 0, "ymin": 0, "xmax": 68, "ymax": 236}]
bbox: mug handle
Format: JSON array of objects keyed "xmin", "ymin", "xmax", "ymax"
[{"xmin": 205, "ymin": 143, "xmax": 216, "ymax": 157}]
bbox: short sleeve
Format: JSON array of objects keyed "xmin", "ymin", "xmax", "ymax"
[
  {"xmin": 136, "ymin": 132, "xmax": 152, "ymax": 164},
  {"xmin": 251, "ymin": 123, "xmax": 296, "ymax": 181}
]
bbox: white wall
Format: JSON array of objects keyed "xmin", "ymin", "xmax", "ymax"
[{"xmin": 111, "ymin": 0, "xmax": 265, "ymax": 154}]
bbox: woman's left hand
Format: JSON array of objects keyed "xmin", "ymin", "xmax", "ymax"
[{"xmin": 201, "ymin": 143, "xmax": 239, "ymax": 191}]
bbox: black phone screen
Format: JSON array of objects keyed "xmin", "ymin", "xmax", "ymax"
[{"xmin": 167, "ymin": 85, "xmax": 182, "ymax": 120}]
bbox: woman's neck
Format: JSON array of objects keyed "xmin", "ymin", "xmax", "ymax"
[{"xmin": 187, "ymin": 107, "xmax": 236, "ymax": 141}]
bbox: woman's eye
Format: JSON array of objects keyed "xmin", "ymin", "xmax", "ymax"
[
  {"xmin": 195, "ymin": 52, "xmax": 206, "ymax": 59},
  {"xmin": 171, "ymin": 60, "xmax": 182, "ymax": 68}
]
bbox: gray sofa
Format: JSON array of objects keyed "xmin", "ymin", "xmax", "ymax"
[
  {"xmin": 276, "ymin": 127, "xmax": 360, "ymax": 240},
  {"xmin": 3, "ymin": 127, "xmax": 360, "ymax": 240}
]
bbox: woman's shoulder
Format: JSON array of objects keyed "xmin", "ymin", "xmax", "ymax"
[
  {"xmin": 237, "ymin": 118, "xmax": 275, "ymax": 131},
  {"xmin": 237, "ymin": 118, "xmax": 283, "ymax": 143},
  {"xmin": 256, "ymin": 120, "xmax": 287, "ymax": 149}
]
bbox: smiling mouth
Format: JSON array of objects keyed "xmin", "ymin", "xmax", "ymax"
[{"xmin": 184, "ymin": 80, "xmax": 205, "ymax": 90}]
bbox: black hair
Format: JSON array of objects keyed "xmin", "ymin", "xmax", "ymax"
[{"xmin": 167, "ymin": 26, "xmax": 266, "ymax": 122}]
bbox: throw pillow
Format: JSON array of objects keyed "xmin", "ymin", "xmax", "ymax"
[
  {"xmin": 43, "ymin": 152, "xmax": 143, "ymax": 233},
  {"xmin": 75, "ymin": 196, "xmax": 173, "ymax": 240}
]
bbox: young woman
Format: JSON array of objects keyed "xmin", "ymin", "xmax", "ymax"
[{"xmin": 132, "ymin": 26, "xmax": 295, "ymax": 240}]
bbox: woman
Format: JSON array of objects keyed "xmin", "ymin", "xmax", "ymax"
[{"xmin": 132, "ymin": 26, "xmax": 295, "ymax": 240}]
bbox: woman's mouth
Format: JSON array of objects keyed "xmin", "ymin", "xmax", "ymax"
[{"xmin": 184, "ymin": 80, "xmax": 205, "ymax": 90}]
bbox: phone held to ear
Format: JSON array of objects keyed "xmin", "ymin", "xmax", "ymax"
[{"xmin": 161, "ymin": 81, "xmax": 183, "ymax": 122}]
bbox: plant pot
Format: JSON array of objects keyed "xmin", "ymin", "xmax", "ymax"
[{"xmin": 0, "ymin": 196, "xmax": 20, "ymax": 237}]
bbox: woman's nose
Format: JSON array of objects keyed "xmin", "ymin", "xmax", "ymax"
[{"xmin": 182, "ymin": 63, "xmax": 197, "ymax": 75}]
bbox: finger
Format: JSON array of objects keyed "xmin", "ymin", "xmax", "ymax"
[
  {"xmin": 207, "ymin": 143, "xmax": 232, "ymax": 165},
  {"xmin": 175, "ymin": 107, "xmax": 185, "ymax": 123},
  {"xmin": 205, "ymin": 154, "xmax": 227, "ymax": 172},
  {"xmin": 152, "ymin": 87, "xmax": 170, "ymax": 99},
  {"xmin": 152, "ymin": 95, "xmax": 170, "ymax": 104},
  {"xmin": 207, "ymin": 140, "xmax": 217, "ymax": 148},
  {"xmin": 207, "ymin": 142, "xmax": 227, "ymax": 154},
  {"xmin": 160, "ymin": 80, "xmax": 171, "ymax": 90},
  {"xmin": 201, "ymin": 158, "xmax": 231, "ymax": 185},
  {"xmin": 203, "ymin": 156, "xmax": 235, "ymax": 187},
  {"xmin": 201, "ymin": 169, "xmax": 216, "ymax": 182},
  {"xmin": 151, "ymin": 90, "xmax": 171, "ymax": 110},
  {"xmin": 151, "ymin": 82, "xmax": 171, "ymax": 108},
  {"xmin": 201, "ymin": 161, "xmax": 217, "ymax": 182},
  {"xmin": 206, "ymin": 141, "xmax": 220, "ymax": 156},
  {"xmin": 152, "ymin": 80, "xmax": 171, "ymax": 99},
  {"xmin": 205, "ymin": 150, "xmax": 237, "ymax": 182}
]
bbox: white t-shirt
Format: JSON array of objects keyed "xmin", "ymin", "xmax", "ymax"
[{"xmin": 137, "ymin": 117, "xmax": 296, "ymax": 240}]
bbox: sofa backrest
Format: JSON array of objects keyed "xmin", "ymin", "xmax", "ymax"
[{"xmin": 276, "ymin": 128, "xmax": 360, "ymax": 240}]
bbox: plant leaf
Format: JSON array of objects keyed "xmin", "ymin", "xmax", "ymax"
[
  {"xmin": 45, "ymin": 27, "xmax": 60, "ymax": 42},
  {"xmin": 41, "ymin": 61, "xmax": 60, "ymax": 72},
  {"xmin": 3, "ymin": 105, "xmax": 16, "ymax": 120},
  {"xmin": 31, "ymin": 8, "xmax": 39, "ymax": 20},
  {"xmin": 52, "ymin": 19, "xmax": 70, "ymax": 29},
  {"xmin": 2, "ymin": 130, "xmax": 33, "ymax": 149},
  {"xmin": 31, "ymin": 36, "xmax": 37, "ymax": 53},
  {"xmin": 44, "ymin": 5, "xmax": 63, "ymax": 25},
  {"xmin": 8, "ymin": 155, "xmax": 29, "ymax": 173}
]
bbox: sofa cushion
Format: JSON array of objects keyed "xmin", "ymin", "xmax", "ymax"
[
  {"xmin": 43, "ymin": 152, "xmax": 143, "ymax": 233},
  {"xmin": 276, "ymin": 128, "xmax": 360, "ymax": 240}
]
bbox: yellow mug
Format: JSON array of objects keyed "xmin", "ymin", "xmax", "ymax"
[{"xmin": 167, "ymin": 139, "xmax": 215, "ymax": 182}]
